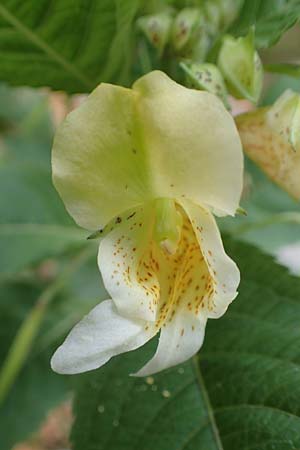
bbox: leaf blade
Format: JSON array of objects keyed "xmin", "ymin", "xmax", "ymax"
[
  {"xmin": 0, "ymin": 0, "xmax": 141, "ymax": 92},
  {"xmin": 71, "ymin": 239, "xmax": 300, "ymax": 449},
  {"xmin": 231, "ymin": 0, "xmax": 300, "ymax": 48}
]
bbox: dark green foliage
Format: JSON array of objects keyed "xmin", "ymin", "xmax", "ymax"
[
  {"xmin": 0, "ymin": 1, "xmax": 142, "ymax": 93},
  {"xmin": 71, "ymin": 240, "xmax": 300, "ymax": 450},
  {"xmin": 231, "ymin": 0, "xmax": 300, "ymax": 47}
]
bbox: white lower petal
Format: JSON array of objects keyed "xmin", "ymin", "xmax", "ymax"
[
  {"xmin": 51, "ymin": 300, "xmax": 153, "ymax": 375},
  {"xmin": 133, "ymin": 309, "xmax": 207, "ymax": 377}
]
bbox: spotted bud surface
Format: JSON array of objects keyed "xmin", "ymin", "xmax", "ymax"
[
  {"xmin": 137, "ymin": 9, "xmax": 174, "ymax": 54},
  {"xmin": 237, "ymin": 90, "xmax": 300, "ymax": 199},
  {"xmin": 171, "ymin": 8, "xmax": 203, "ymax": 52},
  {"xmin": 218, "ymin": 29, "xmax": 263, "ymax": 103},
  {"xmin": 267, "ymin": 89, "xmax": 300, "ymax": 152},
  {"xmin": 181, "ymin": 62, "xmax": 229, "ymax": 109}
]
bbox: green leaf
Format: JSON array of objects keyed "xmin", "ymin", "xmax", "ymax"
[
  {"xmin": 0, "ymin": 0, "xmax": 141, "ymax": 93},
  {"xmin": 0, "ymin": 223, "xmax": 86, "ymax": 277},
  {"xmin": 231, "ymin": 0, "xmax": 300, "ymax": 48},
  {"xmin": 0, "ymin": 84, "xmax": 89, "ymax": 276},
  {"xmin": 71, "ymin": 239, "xmax": 300, "ymax": 449},
  {"xmin": 0, "ymin": 246, "xmax": 105, "ymax": 449},
  {"xmin": 0, "ymin": 155, "xmax": 84, "ymax": 276},
  {"xmin": 72, "ymin": 341, "xmax": 224, "ymax": 450},
  {"xmin": 0, "ymin": 281, "xmax": 69, "ymax": 450}
]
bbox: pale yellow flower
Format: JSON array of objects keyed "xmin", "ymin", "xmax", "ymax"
[
  {"xmin": 51, "ymin": 71, "xmax": 243, "ymax": 376},
  {"xmin": 237, "ymin": 89, "xmax": 300, "ymax": 200}
]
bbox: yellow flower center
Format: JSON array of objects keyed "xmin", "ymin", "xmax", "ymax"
[{"xmin": 135, "ymin": 202, "xmax": 215, "ymax": 333}]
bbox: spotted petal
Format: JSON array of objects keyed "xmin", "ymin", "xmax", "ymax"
[
  {"xmin": 134, "ymin": 309, "xmax": 207, "ymax": 377},
  {"xmin": 98, "ymin": 204, "xmax": 160, "ymax": 322},
  {"xmin": 181, "ymin": 199, "xmax": 240, "ymax": 318},
  {"xmin": 52, "ymin": 71, "xmax": 243, "ymax": 230},
  {"xmin": 52, "ymin": 201, "xmax": 240, "ymax": 376},
  {"xmin": 237, "ymin": 91, "xmax": 300, "ymax": 200},
  {"xmin": 135, "ymin": 202, "xmax": 239, "ymax": 376}
]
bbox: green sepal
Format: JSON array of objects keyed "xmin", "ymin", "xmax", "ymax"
[
  {"xmin": 87, "ymin": 209, "xmax": 138, "ymax": 240},
  {"xmin": 181, "ymin": 61, "xmax": 230, "ymax": 109},
  {"xmin": 218, "ymin": 28, "xmax": 263, "ymax": 103}
]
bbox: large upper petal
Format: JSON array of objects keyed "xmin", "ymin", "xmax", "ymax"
[
  {"xmin": 52, "ymin": 71, "xmax": 243, "ymax": 230},
  {"xmin": 133, "ymin": 71, "xmax": 243, "ymax": 216},
  {"xmin": 52, "ymin": 82, "xmax": 151, "ymax": 230},
  {"xmin": 51, "ymin": 300, "xmax": 153, "ymax": 375}
]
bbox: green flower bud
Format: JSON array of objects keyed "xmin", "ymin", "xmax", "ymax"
[
  {"xmin": 217, "ymin": 0, "xmax": 243, "ymax": 31},
  {"xmin": 218, "ymin": 29, "xmax": 263, "ymax": 103},
  {"xmin": 203, "ymin": 0, "xmax": 222, "ymax": 37},
  {"xmin": 137, "ymin": 9, "xmax": 174, "ymax": 54},
  {"xmin": 190, "ymin": 31, "xmax": 211, "ymax": 62},
  {"xmin": 267, "ymin": 89, "xmax": 300, "ymax": 152},
  {"xmin": 181, "ymin": 62, "xmax": 230, "ymax": 109},
  {"xmin": 171, "ymin": 8, "xmax": 202, "ymax": 51}
]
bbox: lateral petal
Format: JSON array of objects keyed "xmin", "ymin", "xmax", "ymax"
[
  {"xmin": 98, "ymin": 204, "xmax": 160, "ymax": 322},
  {"xmin": 236, "ymin": 93, "xmax": 300, "ymax": 200},
  {"xmin": 134, "ymin": 309, "xmax": 207, "ymax": 377},
  {"xmin": 181, "ymin": 199, "xmax": 240, "ymax": 318},
  {"xmin": 51, "ymin": 300, "xmax": 152, "ymax": 375}
]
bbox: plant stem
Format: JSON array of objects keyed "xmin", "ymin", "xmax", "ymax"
[
  {"xmin": 138, "ymin": 40, "xmax": 153, "ymax": 75},
  {"xmin": 0, "ymin": 245, "xmax": 95, "ymax": 406}
]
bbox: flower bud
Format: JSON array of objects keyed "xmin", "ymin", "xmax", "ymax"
[
  {"xmin": 267, "ymin": 89, "xmax": 300, "ymax": 151},
  {"xmin": 217, "ymin": 0, "xmax": 243, "ymax": 31},
  {"xmin": 181, "ymin": 62, "xmax": 229, "ymax": 109},
  {"xmin": 171, "ymin": 8, "xmax": 202, "ymax": 52},
  {"xmin": 218, "ymin": 29, "xmax": 263, "ymax": 103},
  {"xmin": 190, "ymin": 31, "xmax": 211, "ymax": 62},
  {"xmin": 137, "ymin": 9, "xmax": 174, "ymax": 54},
  {"xmin": 236, "ymin": 90, "xmax": 300, "ymax": 199},
  {"xmin": 203, "ymin": 0, "xmax": 222, "ymax": 37}
]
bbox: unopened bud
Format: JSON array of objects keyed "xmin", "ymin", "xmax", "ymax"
[
  {"xmin": 190, "ymin": 32, "xmax": 211, "ymax": 62},
  {"xmin": 236, "ymin": 90, "xmax": 300, "ymax": 199},
  {"xmin": 218, "ymin": 29, "xmax": 263, "ymax": 103},
  {"xmin": 172, "ymin": 8, "xmax": 202, "ymax": 51},
  {"xmin": 267, "ymin": 89, "xmax": 300, "ymax": 152},
  {"xmin": 217, "ymin": 0, "xmax": 243, "ymax": 31},
  {"xmin": 203, "ymin": 0, "xmax": 222, "ymax": 37},
  {"xmin": 137, "ymin": 9, "xmax": 174, "ymax": 54},
  {"xmin": 181, "ymin": 62, "xmax": 229, "ymax": 109}
]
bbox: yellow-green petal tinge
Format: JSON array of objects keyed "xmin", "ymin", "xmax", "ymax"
[{"xmin": 51, "ymin": 71, "xmax": 243, "ymax": 376}]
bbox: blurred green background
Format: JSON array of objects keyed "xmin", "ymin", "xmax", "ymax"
[{"xmin": 0, "ymin": 23, "xmax": 300, "ymax": 450}]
